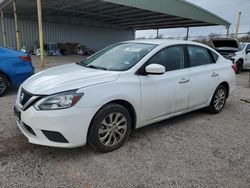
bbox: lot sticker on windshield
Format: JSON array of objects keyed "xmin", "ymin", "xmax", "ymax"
[{"xmin": 124, "ymin": 47, "xmax": 142, "ymax": 52}]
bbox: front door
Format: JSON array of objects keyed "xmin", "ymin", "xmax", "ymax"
[{"xmin": 139, "ymin": 45, "xmax": 190, "ymax": 124}]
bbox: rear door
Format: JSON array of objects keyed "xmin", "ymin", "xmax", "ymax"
[{"xmin": 187, "ymin": 45, "xmax": 219, "ymax": 109}]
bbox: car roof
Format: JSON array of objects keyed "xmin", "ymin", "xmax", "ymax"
[{"xmin": 125, "ymin": 39, "xmax": 209, "ymax": 47}]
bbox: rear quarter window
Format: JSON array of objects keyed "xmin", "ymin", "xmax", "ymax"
[{"xmin": 211, "ymin": 51, "xmax": 219, "ymax": 62}]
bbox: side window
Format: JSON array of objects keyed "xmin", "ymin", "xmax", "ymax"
[
  {"xmin": 246, "ymin": 44, "xmax": 250, "ymax": 51},
  {"xmin": 187, "ymin": 46, "xmax": 213, "ymax": 67},
  {"xmin": 245, "ymin": 44, "xmax": 250, "ymax": 54},
  {"xmin": 148, "ymin": 46, "xmax": 184, "ymax": 71}
]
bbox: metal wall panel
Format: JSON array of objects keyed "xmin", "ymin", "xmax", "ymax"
[{"xmin": 0, "ymin": 17, "xmax": 135, "ymax": 50}]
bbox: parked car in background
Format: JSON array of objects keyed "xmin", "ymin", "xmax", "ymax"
[
  {"xmin": 231, "ymin": 42, "xmax": 250, "ymax": 73},
  {"xmin": 14, "ymin": 40, "xmax": 236, "ymax": 152},
  {"xmin": 77, "ymin": 45, "xmax": 95, "ymax": 56},
  {"xmin": 0, "ymin": 46, "xmax": 34, "ymax": 97},
  {"xmin": 211, "ymin": 38, "xmax": 240, "ymax": 61},
  {"xmin": 45, "ymin": 43, "xmax": 61, "ymax": 56}
]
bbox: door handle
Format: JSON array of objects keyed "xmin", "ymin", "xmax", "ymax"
[
  {"xmin": 179, "ymin": 78, "xmax": 190, "ymax": 83},
  {"xmin": 211, "ymin": 73, "xmax": 219, "ymax": 77}
]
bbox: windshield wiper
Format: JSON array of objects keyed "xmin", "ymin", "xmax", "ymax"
[
  {"xmin": 76, "ymin": 61, "xmax": 107, "ymax": 70},
  {"xmin": 75, "ymin": 61, "xmax": 85, "ymax": 66},
  {"xmin": 87, "ymin": 65, "xmax": 107, "ymax": 70}
]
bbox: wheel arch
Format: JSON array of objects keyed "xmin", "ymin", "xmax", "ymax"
[
  {"xmin": 236, "ymin": 58, "xmax": 244, "ymax": 64},
  {"xmin": 88, "ymin": 99, "xmax": 137, "ymax": 133},
  {"xmin": 103, "ymin": 99, "xmax": 137, "ymax": 129},
  {"xmin": 105, "ymin": 99, "xmax": 137, "ymax": 130},
  {"xmin": 0, "ymin": 70, "xmax": 12, "ymax": 86}
]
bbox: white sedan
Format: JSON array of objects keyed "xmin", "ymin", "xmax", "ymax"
[
  {"xmin": 14, "ymin": 40, "xmax": 236, "ymax": 152},
  {"xmin": 233, "ymin": 42, "xmax": 250, "ymax": 73}
]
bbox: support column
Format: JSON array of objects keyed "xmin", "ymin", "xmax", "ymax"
[
  {"xmin": 156, "ymin": 29, "xmax": 159, "ymax": 39},
  {"xmin": 226, "ymin": 26, "xmax": 230, "ymax": 37},
  {"xmin": 0, "ymin": 10, "xmax": 7, "ymax": 47},
  {"xmin": 186, "ymin": 27, "xmax": 189, "ymax": 40},
  {"xmin": 37, "ymin": 0, "xmax": 45, "ymax": 67},
  {"xmin": 13, "ymin": 0, "xmax": 20, "ymax": 50}
]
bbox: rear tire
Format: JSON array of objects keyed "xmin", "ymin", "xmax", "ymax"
[
  {"xmin": 235, "ymin": 60, "xmax": 243, "ymax": 74},
  {"xmin": 207, "ymin": 85, "xmax": 227, "ymax": 114},
  {"xmin": 0, "ymin": 74, "xmax": 8, "ymax": 97},
  {"xmin": 87, "ymin": 103, "xmax": 131, "ymax": 153}
]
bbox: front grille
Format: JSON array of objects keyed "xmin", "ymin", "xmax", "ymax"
[{"xmin": 20, "ymin": 89, "xmax": 32, "ymax": 106}]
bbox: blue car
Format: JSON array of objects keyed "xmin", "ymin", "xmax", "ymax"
[{"xmin": 0, "ymin": 47, "xmax": 34, "ymax": 96}]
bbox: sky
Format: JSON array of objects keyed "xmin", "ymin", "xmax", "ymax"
[{"xmin": 136, "ymin": 0, "xmax": 250, "ymax": 39}]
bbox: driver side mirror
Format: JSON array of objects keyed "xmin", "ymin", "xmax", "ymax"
[
  {"xmin": 145, "ymin": 64, "xmax": 165, "ymax": 75},
  {"xmin": 246, "ymin": 49, "xmax": 250, "ymax": 54}
]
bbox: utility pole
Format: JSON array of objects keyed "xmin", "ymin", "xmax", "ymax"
[{"xmin": 235, "ymin": 12, "xmax": 241, "ymax": 38}]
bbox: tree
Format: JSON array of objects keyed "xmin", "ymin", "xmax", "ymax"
[{"xmin": 208, "ymin": 33, "xmax": 218, "ymax": 39}]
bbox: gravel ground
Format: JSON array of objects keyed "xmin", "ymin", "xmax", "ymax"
[{"xmin": 0, "ymin": 56, "xmax": 250, "ymax": 188}]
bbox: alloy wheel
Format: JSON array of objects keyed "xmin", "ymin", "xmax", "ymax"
[
  {"xmin": 98, "ymin": 112, "xmax": 127, "ymax": 147},
  {"xmin": 213, "ymin": 88, "xmax": 226, "ymax": 111},
  {"xmin": 0, "ymin": 77, "xmax": 6, "ymax": 94}
]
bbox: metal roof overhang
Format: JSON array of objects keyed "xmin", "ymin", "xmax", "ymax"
[{"xmin": 0, "ymin": 0, "xmax": 231, "ymax": 30}]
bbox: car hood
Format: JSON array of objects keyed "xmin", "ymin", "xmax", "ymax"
[
  {"xmin": 211, "ymin": 38, "xmax": 239, "ymax": 50},
  {"xmin": 22, "ymin": 63, "xmax": 120, "ymax": 95}
]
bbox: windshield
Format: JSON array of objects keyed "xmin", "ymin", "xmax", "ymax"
[
  {"xmin": 240, "ymin": 43, "xmax": 246, "ymax": 50},
  {"xmin": 78, "ymin": 43, "xmax": 157, "ymax": 71}
]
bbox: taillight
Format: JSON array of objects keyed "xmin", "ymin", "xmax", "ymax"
[
  {"xmin": 19, "ymin": 56, "xmax": 31, "ymax": 62},
  {"xmin": 231, "ymin": 64, "xmax": 237, "ymax": 73}
]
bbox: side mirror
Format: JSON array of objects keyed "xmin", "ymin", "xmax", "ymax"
[
  {"xmin": 246, "ymin": 49, "xmax": 250, "ymax": 54},
  {"xmin": 145, "ymin": 64, "xmax": 165, "ymax": 75}
]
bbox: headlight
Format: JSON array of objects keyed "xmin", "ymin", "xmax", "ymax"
[{"xmin": 34, "ymin": 90, "xmax": 83, "ymax": 110}]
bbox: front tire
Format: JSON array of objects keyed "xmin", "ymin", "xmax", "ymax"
[
  {"xmin": 88, "ymin": 103, "xmax": 131, "ymax": 153},
  {"xmin": 0, "ymin": 74, "xmax": 8, "ymax": 97},
  {"xmin": 208, "ymin": 85, "xmax": 227, "ymax": 114}
]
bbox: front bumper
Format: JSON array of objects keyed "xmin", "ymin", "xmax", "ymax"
[{"xmin": 14, "ymin": 104, "xmax": 97, "ymax": 148}]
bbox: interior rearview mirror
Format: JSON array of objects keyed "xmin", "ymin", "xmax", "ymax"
[{"xmin": 145, "ymin": 64, "xmax": 165, "ymax": 75}]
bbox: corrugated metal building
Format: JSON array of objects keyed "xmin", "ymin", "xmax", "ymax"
[
  {"xmin": 0, "ymin": 0, "xmax": 230, "ymax": 51},
  {"xmin": 0, "ymin": 17, "xmax": 134, "ymax": 50}
]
